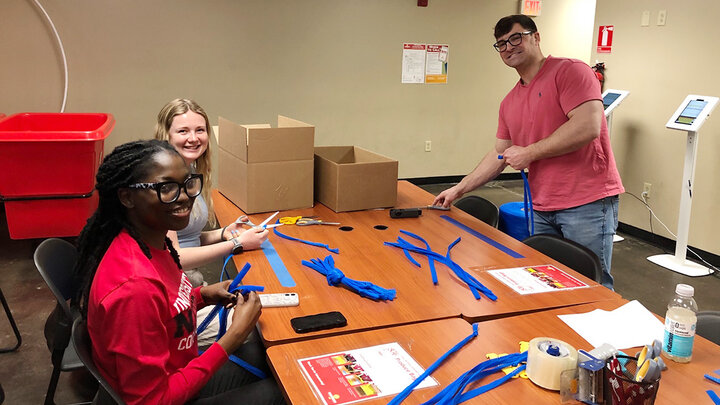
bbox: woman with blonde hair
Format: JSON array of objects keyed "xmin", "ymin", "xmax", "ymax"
[{"xmin": 155, "ymin": 99, "xmax": 268, "ymax": 288}]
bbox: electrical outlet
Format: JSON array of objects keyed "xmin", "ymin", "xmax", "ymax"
[
  {"xmin": 657, "ymin": 10, "xmax": 667, "ymax": 26},
  {"xmin": 425, "ymin": 140, "xmax": 432, "ymax": 152},
  {"xmin": 643, "ymin": 182, "xmax": 652, "ymax": 198},
  {"xmin": 641, "ymin": 11, "xmax": 650, "ymax": 27}
]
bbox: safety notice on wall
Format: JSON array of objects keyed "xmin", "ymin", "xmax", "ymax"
[
  {"xmin": 597, "ymin": 25, "xmax": 614, "ymax": 53},
  {"xmin": 425, "ymin": 45, "xmax": 448, "ymax": 84},
  {"xmin": 402, "ymin": 43, "xmax": 449, "ymax": 84}
]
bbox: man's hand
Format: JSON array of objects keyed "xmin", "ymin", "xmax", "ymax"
[
  {"xmin": 501, "ymin": 145, "xmax": 535, "ymax": 170},
  {"xmin": 432, "ymin": 185, "xmax": 464, "ymax": 208}
]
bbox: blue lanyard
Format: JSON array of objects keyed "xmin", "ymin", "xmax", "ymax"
[
  {"xmin": 384, "ymin": 230, "xmax": 496, "ymax": 301},
  {"xmin": 388, "ymin": 324, "xmax": 479, "ymax": 405},
  {"xmin": 521, "ymin": 170, "xmax": 534, "ymax": 236},
  {"xmin": 196, "ymin": 257, "xmax": 267, "ymax": 379},
  {"xmin": 273, "ymin": 221, "xmax": 339, "ymax": 253},
  {"xmin": 423, "ymin": 353, "xmax": 527, "ymax": 405},
  {"xmin": 439, "ymin": 215, "xmax": 525, "ymax": 259},
  {"xmin": 302, "ymin": 255, "xmax": 396, "ymax": 301}
]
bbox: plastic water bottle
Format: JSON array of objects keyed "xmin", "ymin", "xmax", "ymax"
[{"xmin": 662, "ymin": 283, "xmax": 698, "ymax": 363}]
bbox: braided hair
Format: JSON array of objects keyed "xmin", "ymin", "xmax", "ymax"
[{"xmin": 72, "ymin": 139, "xmax": 185, "ymax": 318}]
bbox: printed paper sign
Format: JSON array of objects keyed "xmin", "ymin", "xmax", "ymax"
[
  {"xmin": 488, "ymin": 264, "xmax": 589, "ymax": 295},
  {"xmin": 425, "ymin": 44, "xmax": 448, "ymax": 84},
  {"xmin": 298, "ymin": 342, "xmax": 438, "ymax": 405},
  {"xmin": 402, "ymin": 43, "xmax": 427, "ymax": 84}
]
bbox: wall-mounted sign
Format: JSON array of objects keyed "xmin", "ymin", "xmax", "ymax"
[
  {"xmin": 597, "ymin": 25, "xmax": 614, "ymax": 53},
  {"xmin": 520, "ymin": 0, "xmax": 541, "ymax": 16},
  {"xmin": 402, "ymin": 43, "xmax": 449, "ymax": 84},
  {"xmin": 401, "ymin": 43, "xmax": 426, "ymax": 84},
  {"xmin": 425, "ymin": 44, "xmax": 448, "ymax": 84}
]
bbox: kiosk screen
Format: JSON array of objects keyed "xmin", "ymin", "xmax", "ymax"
[{"xmin": 675, "ymin": 99, "xmax": 708, "ymax": 125}]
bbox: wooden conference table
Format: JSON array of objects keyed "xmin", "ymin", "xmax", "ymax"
[
  {"xmin": 267, "ymin": 298, "xmax": 720, "ymax": 404},
  {"xmin": 212, "ymin": 181, "xmax": 618, "ymax": 345}
]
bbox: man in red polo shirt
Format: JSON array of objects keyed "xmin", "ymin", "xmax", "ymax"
[{"xmin": 433, "ymin": 15, "xmax": 624, "ymax": 289}]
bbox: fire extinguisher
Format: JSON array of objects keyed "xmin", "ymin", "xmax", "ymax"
[{"xmin": 592, "ymin": 62, "xmax": 605, "ymax": 92}]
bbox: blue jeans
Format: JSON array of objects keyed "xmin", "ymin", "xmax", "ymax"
[{"xmin": 533, "ymin": 196, "xmax": 619, "ymax": 290}]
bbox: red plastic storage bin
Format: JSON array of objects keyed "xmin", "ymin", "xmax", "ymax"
[
  {"xmin": 0, "ymin": 113, "xmax": 114, "ymax": 197},
  {"xmin": 4, "ymin": 192, "xmax": 98, "ymax": 239}
]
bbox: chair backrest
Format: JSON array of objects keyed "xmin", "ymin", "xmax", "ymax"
[
  {"xmin": 522, "ymin": 234, "xmax": 603, "ymax": 283},
  {"xmin": 454, "ymin": 196, "xmax": 499, "ymax": 228},
  {"xmin": 72, "ymin": 317, "xmax": 126, "ymax": 405},
  {"xmin": 34, "ymin": 238, "xmax": 79, "ymax": 319},
  {"xmin": 697, "ymin": 311, "xmax": 720, "ymax": 345}
]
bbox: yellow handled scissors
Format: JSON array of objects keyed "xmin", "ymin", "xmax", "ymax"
[
  {"xmin": 279, "ymin": 216, "xmax": 305, "ymax": 225},
  {"xmin": 296, "ymin": 218, "xmax": 340, "ymax": 226}
]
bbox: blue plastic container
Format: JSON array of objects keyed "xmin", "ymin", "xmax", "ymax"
[{"xmin": 498, "ymin": 201, "xmax": 531, "ymax": 241}]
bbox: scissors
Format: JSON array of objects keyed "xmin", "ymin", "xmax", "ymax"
[
  {"xmin": 279, "ymin": 216, "xmax": 306, "ymax": 225},
  {"xmin": 296, "ymin": 218, "xmax": 340, "ymax": 226},
  {"xmin": 235, "ymin": 212, "xmax": 283, "ymax": 229}
]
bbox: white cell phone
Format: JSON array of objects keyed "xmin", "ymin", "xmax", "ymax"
[{"xmin": 258, "ymin": 293, "xmax": 299, "ymax": 308}]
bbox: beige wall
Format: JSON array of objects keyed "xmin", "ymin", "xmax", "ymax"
[
  {"xmin": 593, "ymin": 0, "xmax": 720, "ymax": 255},
  {"xmin": 2, "ymin": 0, "xmax": 593, "ymax": 177},
  {"xmin": 31, "ymin": 1, "xmax": 720, "ymax": 255}
]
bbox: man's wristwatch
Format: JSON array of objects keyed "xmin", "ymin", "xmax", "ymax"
[{"xmin": 230, "ymin": 237, "xmax": 243, "ymax": 255}]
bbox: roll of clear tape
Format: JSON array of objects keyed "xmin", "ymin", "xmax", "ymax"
[{"xmin": 526, "ymin": 337, "xmax": 578, "ymax": 390}]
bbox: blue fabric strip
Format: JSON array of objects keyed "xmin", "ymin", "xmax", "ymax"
[
  {"xmin": 302, "ymin": 256, "xmax": 396, "ymax": 301},
  {"xmin": 706, "ymin": 374, "xmax": 720, "ymax": 385},
  {"xmin": 707, "ymin": 390, "xmax": 720, "ymax": 405},
  {"xmin": 521, "ymin": 170, "xmax": 534, "ymax": 236},
  {"xmin": 385, "ymin": 231, "xmax": 496, "ymax": 301},
  {"xmin": 439, "ymin": 215, "xmax": 525, "ymax": 259},
  {"xmin": 196, "ymin": 261, "xmax": 267, "ymax": 379},
  {"xmin": 261, "ymin": 238, "xmax": 296, "ymax": 287},
  {"xmin": 228, "ymin": 354, "xmax": 267, "ymax": 379},
  {"xmin": 273, "ymin": 221, "xmax": 339, "ymax": 254},
  {"xmin": 422, "ymin": 353, "xmax": 527, "ymax": 405},
  {"xmin": 388, "ymin": 324, "xmax": 479, "ymax": 405}
]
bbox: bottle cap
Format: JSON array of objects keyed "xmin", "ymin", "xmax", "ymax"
[{"xmin": 675, "ymin": 283, "xmax": 694, "ymax": 297}]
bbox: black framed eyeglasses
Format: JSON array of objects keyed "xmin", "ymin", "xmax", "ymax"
[
  {"xmin": 128, "ymin": 173, "xmax": 203, "ymax": 204},
  {"xmin": 493, "ymin": 31, "xmax": 534, "ymax": 52}
]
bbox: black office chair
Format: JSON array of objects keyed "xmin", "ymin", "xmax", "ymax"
[
  {"xmin": 522, "ymin": 234, "xmax": 603, "ymax": 283},
  {"xmin": 34, "ymin": 238, "xmax": 84, "ymax": 405},
  {"xmin": 0, "ymin": 286, "xmax": 21, "ymax": 353},
  {"xmin": 454, "ymin": 195, "xmax": 500, "ymax": 228},
  {"xmin": 72, "ymin": 317, "xmax": 126, "ymax": 405},
  {"xmin": 697, "ymin": 311, "xmax": 720, "ymax": 345}
]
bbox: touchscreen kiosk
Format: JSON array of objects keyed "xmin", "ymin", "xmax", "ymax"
[
  {"xmin": 602, "ymin": 89, "xmax": 629, "ymax": 116},
  {"xmin": 647, "ymin": 94, "xmax": 718, "ymax": 276},
  {"xmin": 666, "ymin": 95, "xmax": 718, "ymax": 132}
]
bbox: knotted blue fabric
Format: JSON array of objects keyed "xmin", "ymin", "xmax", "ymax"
[
  {"xmin": 273, "ymin": 220, "xmax": 339, "ymax": 253},
  {"xmin": 196, "ymin": 256, "xmax": 267, "ymax": 379},
  {"xmin": 387, "ymin": 323, "xmax": 479, "ymax": 405},
  {"xmin": 301, "ymin": 255, "xmax": 396, "ymax": 301},
  {"xmin": 384, "ymin": 230, "xmax": 497, "ymax": 301}
]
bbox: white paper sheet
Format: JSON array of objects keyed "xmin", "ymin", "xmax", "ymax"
[{"xmin": 557, "ymin": 300, "xmax": 664, "ymax": 350}]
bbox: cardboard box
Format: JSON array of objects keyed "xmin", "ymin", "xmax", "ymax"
[
  {"xmin": 314, "ymin": 146, "xmax": 398, "ymax": 212},
  {"xmin": 217, "ymin": 116, "xmax": 314, "ymax": 213}
]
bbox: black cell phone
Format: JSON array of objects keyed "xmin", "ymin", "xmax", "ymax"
[{"xmin": 290, "ymin": 311, "xmax": 347, "ymax": 333}]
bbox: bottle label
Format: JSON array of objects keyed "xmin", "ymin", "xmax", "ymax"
[{"xmin": 663, "ymin": 318, "xmax": 696, "ymax": 358}]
